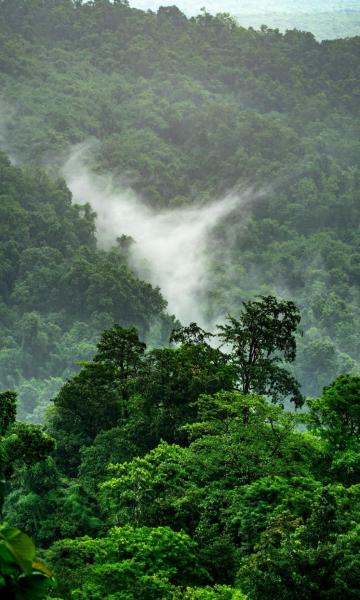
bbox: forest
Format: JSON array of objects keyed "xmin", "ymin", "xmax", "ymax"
[{"xmin": 0, "ymin": 0, "xmax": 359, "ymax": 598}]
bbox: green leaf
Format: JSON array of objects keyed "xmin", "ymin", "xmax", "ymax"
[{"xmin": 0, "ymin": 526, "xmax": 35, "ymax": 575}]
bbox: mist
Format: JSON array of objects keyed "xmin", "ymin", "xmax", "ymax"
[
  {"xmin": 130, "ymin": 1, "xmax": 358, "ymax": 16},
  {"xmin": 129, "ymin": 1, "xmax": 360, "ymax": 40},
  {"xmin": 63, "ymin": 145, "xmax": 252, "ymax": 327}
]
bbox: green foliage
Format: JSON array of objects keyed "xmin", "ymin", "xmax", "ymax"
[
  {"xmin": 50, "ymin": 325, "xmax": 147, "ymax": 474},
  {"xmin": 217, "ymin": 296, "xmax": 303, "ymax": 406},
  {"xmin": 0, "ymin": 152, "xmax": 172, "ymax": 419},
  {"xmin": 237, "ymin": 485, "xmax": 360, "ymax": 600},
  {"xmin": 136, "ymin": 341, "xmax": 235, "ymax": 447},
  {"xmin": 308, "ymin": 374, "xmax": 360, "ymax": 443},
  {"xmin": 0, "ymin": 524, "xmax": 52, "ymax": 599},
  {"xmin": 0, "ymin": 0, "xmax": 358, "ymax": 409},
  {"xmin": 94, "ymin": 325, "xmax": 146, "ymax": 378},
  {"xmin": 307, "ymin": 375, "xmax": 360, "ymax": 484},
  {"xmin": 0, "ymin": 2, "xmax": 358, "ymax": 598},
  {"xmin": 100, "ymin": 442, "xmax": 195, "ymax": 528},
  {"xmin": 3, "ymin": 322, "xmax": 359, "ymax": 598},
  {"xmin": 79, "ymin": 426, "xmax": 139, "ymax": 495},
  {"xmin": 49, "ymin": 320, "xmax": 238, "ymax": 475},
  {"xmin": 171, "ymin": 586, "xmax": 247, "ymax": 599},
  {"xmin": 47, "ymin": 526, "xmax": 209, "ymax": 599},
  {"xmin": 0, "ymin": 391, "xmax": 17, "ymax": 436},
  {"xmin": 0, "ymin": 391, "xmax": 55, "ymax": 516},
  {"xmin": 99, "ymin": 391, "xmax": 314, "ymax": 581},
  {"xmin": 0, "ymin": 392, "xmax": 53, "ymax": 598},
  {"xmin": 4, "ymin": 421, "xmax": 55, "ymax": 467},
  {"xmin": 227, "ymin": 475, "xmax": 322, "ymax": 554},
  {"xmin": 4, "ymin": 465, "xmax": 103, "ymax": 547}
]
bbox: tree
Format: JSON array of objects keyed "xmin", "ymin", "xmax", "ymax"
[
  {"xmin": 4, "ymin": 456, "xmax": 102, "ymax": 547},
  {"xmin": 99, "ymin": 391, "xmax": 311, "ymax": 583},
  {"xmin": 307, "ymin": 375, "xmax": 360, "ymax": 484},
  {"xmin": 4, "ymin": 422, "xmax": 54, "ymax": 469},
  {"xmin": 185, "ymin": 391, "xmax": 302, "ymax": 487},
  {"xmin": 227, "ymin": 475, "xmax": 321, "ymax": 555},
  {"xmin": 100, "ymin": 442, "xmax": 195, "ymax": 529},
  {"xmin": 50, "ymin": 325, "xmax": 146, "ymax": 474},
  {"xmin": 170, "ymin": 323, "xmax": 214, "ymax": 346},
  {"xmin": 47, "ymin": 526, "xmax": 209, "ymax": 599},
  {"xmin": 94, "ymin": 324, "xmax": 146, "ymax": 384},
  {"xmin": 0, "ymin": 391, "xmax": 17, "ymax": 511},
  {"xmin": 0, "ymin": 391, "xmax": 54, "ymax": 511},
  {"xmin": 0, "ymin": 391, "xmax": 16, "ymax": 437},
  {"xmin": 136, "ymin": 340, "xmax": 235, "ymax": 447},
  {"xmin": 79, "ymin": 424, "xmax": 140, "ymax": 495},
  {"xmin": 50, "ymin": 361, "xmax": 123, "ymax": 476},
  {"xmin": 218, "ymin": 296, "xmax": 303, "ymax": 407},
  {"xmin": 237, "ymin": 485, "xmax": 360, "ymax": 600},
  {"xmin": 308, "ymin": 375, "xmax": 360, "ymax": 443}
]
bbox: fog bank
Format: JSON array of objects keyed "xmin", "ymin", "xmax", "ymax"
[
  {"xmin": 130, "ymin": 1, "xmax": 358, "ymax": 17},
  {"xmin": 63, "ymin": 145, "xmax": 251, "ymax": 326}
]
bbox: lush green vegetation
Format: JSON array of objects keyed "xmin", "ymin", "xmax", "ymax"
[
  {"xmin": 1, "ymin": 310, "xmax": 359, "ymax": 598},
  {"xmin": 0, "ymin": 390, "xmax": 54, "ymax": 597},
  {"xmin": 0, "ymin": 0, "xmax": 359, "ymax": 409},
  {"xmin": 0, "ymin": 151, "xmax": 174, "ymax": 421},
  {"xmin": 0, "ymin": 1, "xmax": 359, "ymax": 597}
]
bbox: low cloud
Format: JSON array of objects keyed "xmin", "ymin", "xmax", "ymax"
[{"xmin": 63, "ymin": 143, "xmax": 255, "ymax": 326}]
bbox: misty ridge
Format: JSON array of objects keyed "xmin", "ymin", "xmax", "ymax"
[
  {"xmin": 0, "ymin": 3, "xmax": 359, "ymax": 599},
  {"xmin": 0, "ymin": 0, "xmax": 358, "ymax": 396},
  {"xmin": 130, "ymin": 0, "xmax": 360, "ymax": 39},
  {"xmin": 63, "ymin": 143, "xmax": 258, "ymax": 328},
  {"xmin": 0, "ymin": 98, "xmax": 265, "ymax": 333},
  {"xmin": 130, "ymin": 0, "xmax": 359, "ymax": 16}
]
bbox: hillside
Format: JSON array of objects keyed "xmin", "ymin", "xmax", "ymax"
[
  {"xmin": 0, "ymin": 151, "xmax": 173, "ymax": 421},
  {"xmin": 0, "ymin": 0, "xmax": 359, "ymax": 402},
  {"xmin": 0, "ymin": 2, "xmax": 359, "ymax": 599}
]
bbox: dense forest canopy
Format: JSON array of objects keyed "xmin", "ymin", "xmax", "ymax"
[
  {"xmin": 0, "ymin": 0, "xmax": 359, "ymax": 405},
  {"xmin": 1, "ymin": 321, "xmax": 359, "ymax": 598},
  {"xmin": 0, "ymin": 151, "xmax": 174, "ymax": 421},
  {"xmin": 0, "ymin": 1, "xmax": 359, "ymax": 598}
]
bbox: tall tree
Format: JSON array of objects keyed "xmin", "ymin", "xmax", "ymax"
[{"xmin": 218, "ymin": 296, "xmax": 303, "ymax": 406}]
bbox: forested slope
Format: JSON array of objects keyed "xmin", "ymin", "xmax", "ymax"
[
  {"xmin": 1, "ymin": 317, "xmax": 359, "ymax": 598},
  {"xmin": 0, "ymin": 0, "xmax": 359, "ymax": 403},
  {"xmin": 0, "ymin": 2, "xmax": 359, "ymax": 598},
  {"xmin": 0, "ymin": 151, "xmax": 173, "ymax": 421}
]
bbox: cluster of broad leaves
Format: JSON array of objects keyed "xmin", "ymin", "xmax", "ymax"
[
  {"xmin": 0, "ymin": 0, "xmax": 359, "ymax": 406},
  {"xmin": 0, "ymin": 390, "xmax": 54, "ymax": 597},
  {"xmin": 1, "ymin": 312, "xmax": 359, "ymax": 598}
]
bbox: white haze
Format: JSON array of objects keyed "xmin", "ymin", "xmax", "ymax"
[
  {"xmin": 63, "ymin": 145, "xmax": 253, "ymax": 326},
  {"xmin": 130, "ymin": 1, "xmax": 359, "ymax": 16},
  {"xmin": 129, "ymin": 0, "xmax": 360, "ymax": 39}
]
